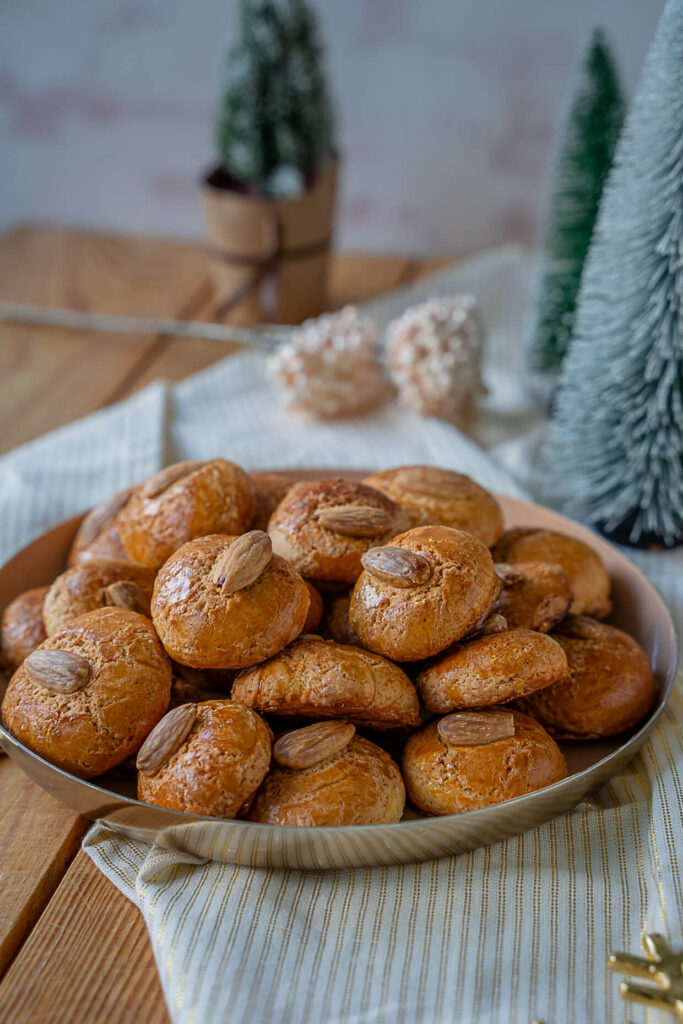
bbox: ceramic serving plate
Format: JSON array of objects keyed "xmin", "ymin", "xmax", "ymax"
[{"xmin": 0, "ymin": 471, "xmax": 677, "ymax": 869}]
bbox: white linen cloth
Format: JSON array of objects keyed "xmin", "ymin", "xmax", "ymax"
[{"xmin": 0, "ymin": 247, "xmax": 681, "ymax": 1024}]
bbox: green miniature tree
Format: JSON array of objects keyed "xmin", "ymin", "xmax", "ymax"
[
  {"xmin": 216, "ymin": 0, "xmax": 335, "ymax": 197},
  {"xmin": 528, "ymin": 29, "xmax": 625, "ymax": 376},
  {"xmin": 544, "ymin": 0, "xmax": 683, "ymax": 548}
]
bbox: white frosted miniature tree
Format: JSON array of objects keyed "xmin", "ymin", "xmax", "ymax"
[{"xmin": 544, "ymin": 0, "xmax": 683, "ymax": 547}]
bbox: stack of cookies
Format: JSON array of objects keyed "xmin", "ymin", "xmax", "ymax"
[{"xmin": 0, "ymin": 461, "xmax": 657, "ymax": 827}]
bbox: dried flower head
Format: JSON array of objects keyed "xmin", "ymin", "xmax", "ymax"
[
  {"xmin": 269, "ymin": 306, "xmax": 389, "ymax": 419},
  {"xmin": 386, "ymin": 295, "xmax": 485, "ymax": 431}
]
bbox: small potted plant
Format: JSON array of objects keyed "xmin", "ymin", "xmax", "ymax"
[{"xmin": 202, "ymin": 0, "xmax": 338, "ymax": 324}]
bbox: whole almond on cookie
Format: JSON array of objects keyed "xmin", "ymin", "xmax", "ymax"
[
  {"xmin": 361, "ymin": 546, "xmax": 432, "ymax": 588},
  {"xmin": 437, "ymin": 710, "xmax": 515, "ymax": 747},
  {"xmin": 211, "ymin": 531, "xmax": 273, "ymax": 594},
  {"xmin": 103, "ymin": 580, "xmax": 152, "ymax": 616},
  {"xmin": 24, "ymin": 649, "xmax": 91, "ymax": 694},
  {"xmin": 141, "ymin": 460, "xmax": 206, "ymax": 499},
  {"xmin": 273, "ymin": 721, "xmax": 356, "ymax": 770},
  {"xmin": 313, "ymin": 505, "xmax": 394, "ymax": 537},
  {"xmin": 136, "ymin": 702, "xmax": 198, "ymax": 776}
]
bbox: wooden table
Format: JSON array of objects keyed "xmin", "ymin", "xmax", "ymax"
[{"xmin": 0, "ymin": 225, "xmax": 454, "ymax": 1023}]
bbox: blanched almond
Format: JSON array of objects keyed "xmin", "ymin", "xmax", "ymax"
[
  {"xmin": 273, "ymin": 721, "xmax": 356, "ymax": 770},
  {"xmin": 136, "ymin": 703, "xmax": 198, "ymax": 776},
  {"xmin": 361, "ymin": 546, "xmax": 432, "ymax": 588},
  {"xmin": 24, "ymin": 649, "xmax": 91, "ymax": 694},
  {"xmin": 211, "ymin": 531, "xmax": 272, "ymax": 594},
  {"xmin": 141, "ymin": 460, "xmax": 206, "ymax": 499},
  {"xmin": 437, "ymin": 709, "xmax": 515, "ymax": 747},
  {"xmin": 103, "ymin": 580, "xmax": 151, "ymax": 616},
  {"xmin": 313, "ymin": 505, "xmax": 393, "ymax": 537}
]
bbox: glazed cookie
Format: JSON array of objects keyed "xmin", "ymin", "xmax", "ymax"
[
  {"xmin": 247, "ymin": 722, "xmax": 405, "ymax": 826},
  {"xmin": 402, "ymin": 708, "xmax": 567, "ymax": 815},
  {"xmin": 417, "ymin": 627, "xmax": 568, "ymax": 713},
  {"xmin": 268, "ymin": 478, "xmax": 408, "ymax": 584},
  {"xmin": 493, "ymin": 562, "xmax": 572, "ymax": 633},
  {"xmin": 349, "ymin": 525, "xmax": 500, "ymax": 661},
  {"xmin": 302, "ymin": 581, "xmax": 324, "ymax": 634},
  {"xmin": 321, "ymin": 591, "xmax": 361, "ymax": 646},
  {"xmin": 43, "ymin": 558, "xmax": 156, "ymax": 636},
  {"xmin": 249, "ymin": 471, "xmax": 295, "ymax": 531},
  {"xmin": 362, "ymin": 465, "xmax": 503, "ymax": 547},
  {"xmin": 118, "ymin": 459, "xmax": 256, "ymax": 568},
  {"xmin": 1, "ymin": 586, "xmax": 49, "ymax": 669},
  {"xmin": 2, "ymin": 608, "xmax": 172, "ymax": 777},
  {"xmin": 518, "ymin": 615, "xmax": 656, "ymax": 739},
  {"xmin": 68, "ymin": 486, "xmax": 136, "ymax": 566},
  {"xmin": 151, "ymin": 531, "xmax": 310, "ymax": 670},
  {"xmin": 137, "ymin": 699, "xmax": 272, "ymax": 817},
  {"xmin": 493, "ymin": 528, "xmax": 611, "ymax": 618},
  {"xmin": 231, "ymin": 635, "xmax": 420, "ymax": 730}
]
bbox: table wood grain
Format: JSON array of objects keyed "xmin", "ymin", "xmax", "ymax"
[{"xmin": 0, "ymin": 225, "xmax": 454, "ymax": 1022}]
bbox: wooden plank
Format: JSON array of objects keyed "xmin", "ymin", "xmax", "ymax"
[
  {"xmin": 0, "ymin": 757, "xmax": 87, "ymax": 976},
  {"xmin": 0, "ymin": 227, "xmax": 209, "ymax": 455},
  {"xmin": 0, "ymin": 850, "xmax": 169, "ymax": 1024},
  {"xmin": 119, "ymin": 252, "xmax": 415, "ymax": 396}
]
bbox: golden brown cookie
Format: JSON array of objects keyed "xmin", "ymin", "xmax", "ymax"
[
  {"xmin": 151, "ymin": 531, "xmax": 310, "ymax": 670},
  {"xmin": 2, "ymin": 608, "xmax": 172, "ymax": 778},
  {"xmin": 137, "ymin": 699, "xmax": 272, "ymax": 817},
  {"xmin": 1, "ymin": 586, "xmax": 49, "ymax": 669},
  {"xmin": 268, "ymin": 478, "xmax": 408, "ymax": 584},
  {"xmin": 417, "ymin": 628, "xmax": 568, "ymax": 712},
  {"xmin": 249, "ymin": 471, "xmax": 295, "ymax": 531},
  {"xmin": 68, "ymin": 486, "xmax": 136, "ymax": 566},
  {"xmin": 493, "ymin": 562, "xmax": 572, "ymax": 632},
  {"xmin": 402, "ymin": 708, "xmax": 567, "ymax": 815},
  {"xmin": 349, "ymin": 525, "xmax": 500, "ymax": 661},
  {"xmin": 118, "ymin": 459, "xmax": 256, "ymax": 568},
  {"xmin": 493, "ymin": 528, "xmax": 611, "ymax": 618},
  {"xmin": 321, "ymin": 591, "xmax": 361, "ymax": 646},
  {"xmin": 362, "ymin": 465, "xmax": 503, "ymax": 546},
  {"xmin": 231, "ymin": 635, "xmax": 421, "ymax": 730},
  {"xmin": 518, "ymin": 615, "xmax": 656, "ymax": 739},
  {"xmin": 302, "ymin": 581, "xmax": 324, "ymax": 634},
  {"xmin": 247, "ymin": 723, "xmax": 405, "ymax": 825},
  {"xmin": 43, "ymin": 558, "xmax": 156, "ymax": 636}
]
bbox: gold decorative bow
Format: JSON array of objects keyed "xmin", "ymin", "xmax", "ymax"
[{"xmin": 608, "ymin": 933, "xmax": 683, "ymax": 1019}]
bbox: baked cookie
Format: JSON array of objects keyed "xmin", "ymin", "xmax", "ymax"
[
  {"xmin": 231, "ymin": 635, "xmax": 420, "ymax": 730},
  {"xmin": 68, "ymin": 486, "xmax": 136, "ymax": 566},
  {"xmin": 247, "ymin": 722, "xmax": 405, "ymax": 826},
  {"xmin": 268, "ymin": 478, "xmax": 408, "ymax": 584},
  {"xmin": 417, "ymin": 628, "xmax": 568, "ymax": 713},
  {"xmin": 518, "ymin": 615, "xmax": 656, "ymax": 739},
  {"xmin": 493, "ymin": 562, "xmax": 572, "ymax": 633},
  {"xmin": 321, "ymin": 591, "xmax": 361, "ymax": 646},
  {"xmin": 151, "ymin": 531, "xmax": 310, "ymax": 670},
  {"xmin": 349, "ymin": 525, "xmax": 500, "ymax": 661},
  {"xmin": 493, "ymin": 528, "xmax": 611, "ymax": 618},
  {"xmin": 137, "ymin": 699, "xmax": 272, "ymax": 817},
  {"xmin": 302, "ymin": 581, "xmax": 324, "ymax": 634},
  {"xmin": 118, "ymin": 459, "xmax": 256, "ymax": 568},
  {"xmin": 1, "ymin": 586, "xmax": 49, "ymax": 669},
  {"xmin": 402, "ymin": 708, "xmax": 567, "ymax": 815},
  {"xmin": 2, "ymin": 608, "xmax": 172, "ymax": 778},
  {"xmin": 43, "ymin": 558, "xmax": 156, "ymax": 635},
  {"xmin": 249, "ymin": 471, "xmax": 294, "ymax": 531},
  {"xmin": 362, "ymin": 465, "xmax": 503, "ymax": 547}
]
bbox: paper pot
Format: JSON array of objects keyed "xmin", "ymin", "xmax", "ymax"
[{"xmin": 201, "ymin": 159, "xmax": 338, "ymax": 325}]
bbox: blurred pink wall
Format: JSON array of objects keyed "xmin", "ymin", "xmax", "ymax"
[{"xmin": 0, "ymin": 0, "xmax": 664, "ymax": 254}]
